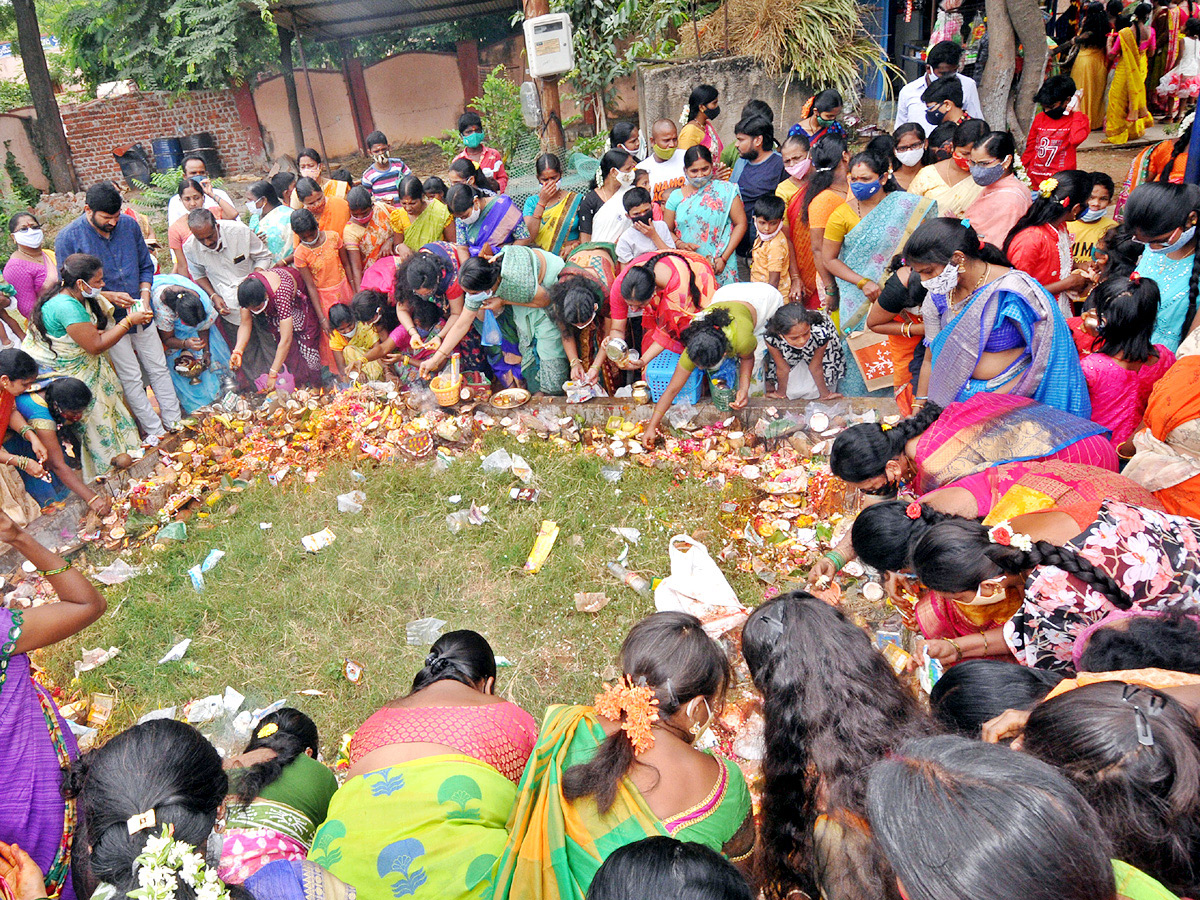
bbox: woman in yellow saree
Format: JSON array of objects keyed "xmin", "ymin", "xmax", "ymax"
[
  {"xmin": 1104, "ymin": 9, "xmax": 1156, "ymax": 144},
  {"xmin": 522, "ymin": 153, "xmax": 582, "ymax": 256},
  {"xmin": 491, "ymin": 612, "xmax": 755, "ymax": 900}
]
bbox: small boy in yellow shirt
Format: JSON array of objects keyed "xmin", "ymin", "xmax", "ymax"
[{"xmin": 750, "ymin": 194, "xmax": 790, "ymax": 297}]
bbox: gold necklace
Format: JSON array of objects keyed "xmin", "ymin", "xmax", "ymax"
[{"xmin": 950, "ymin": 263, "xmax": 990, "ymax": 311}]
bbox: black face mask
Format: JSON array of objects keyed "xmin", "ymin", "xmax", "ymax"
[
  {"xmin": 1044, "ymin": 106, "xmax": 1067, "ymax": 119},
  {"xmin": 860, "ymin": 478, "xmax": 900, "ymax": 498},
  {"xmin": 630, "ymin": 213, "xmax": 652, "ymax": 225},
  {"xmin": 706, "ymin": 105, "xmax": 721, "ymax": 120}
]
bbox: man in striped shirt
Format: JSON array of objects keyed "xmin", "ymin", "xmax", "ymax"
[{"xmin": 361, "ymin": 131, "xmax": 412, "ymax": 205}]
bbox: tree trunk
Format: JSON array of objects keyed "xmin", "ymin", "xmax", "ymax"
[
  {"xmin": 1009, "ymin": 0, "xmax": 1049, "ymax": 144},
  {"xmin": 277, "ymin": 27, "xmax": 305, "ymax": 157},
  {"xmin": 12, "ymin": 0, "xmax": 75, "ymax": 193},
  {"xmin": 979, "ymin": 0, "xmax": 1018, "ymax": 128}
]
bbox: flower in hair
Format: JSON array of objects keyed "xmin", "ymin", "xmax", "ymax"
[
  {"xmin": 1038, "ymin": 177, "xmax": 1059, "ymax": 198},
  {"xmin": 1129, "ymin": 272, "xmax": 1141, "ymax": 284},
  {"xmin": 128, "ymin": 825, "xmax": 230, "ymax": 900},
  {"xmin": 906, "ymin": 501, "xmax": 922, "ymax": 520},
  {"xmin": 959, "ymin": 218, "xmax": 971, "ymax": 228},
  {"xmin": 256, "ymin": 722, "xmax": 278, "ymax": 739},
  {"xmin": 595, "ymin": 675, "xmax": 660, "ymax": 755},
  {"xmin": 881, "ymin": 423, "xmax": 893, "ymax": 431},
  {"xmin": 988, "ymin": 521, "xmax": 1033, "ymax": 551}
]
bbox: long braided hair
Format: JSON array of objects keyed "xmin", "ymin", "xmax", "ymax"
[
  {"xmin": 849, "ymin": 499, "xmax": 960, "ymax": 572},
  {"xmin": 829, "ymin": 402, "xmax": 943, "ymax": 484},
  {"xmin": 910, "ymin": 518, "xmax": 1133, "ymax": 609},
  {"xmin": 620, "ymin": 250, "xmax": 703, "ymax": 311},
  {"xmin": 743, "ymin": 593, "xmax": 935, "ymax": 900},
  {"xmin": 1123, "ymin": 181, "xmax": 1200, "ymax": 347}
]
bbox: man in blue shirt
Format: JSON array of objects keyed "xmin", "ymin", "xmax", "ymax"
[
  {"xmin": 731, "ymin": 114, "xmax": 786, "ymax": 282},
  {"xmin": 55, "ymin": 182, "xmax": 181, "ymax": 440}
]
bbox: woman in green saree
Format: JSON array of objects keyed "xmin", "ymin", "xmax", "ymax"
[
  {"xmin": 491, "ymin": 612, "xmax": 755, "ymax": 900},
  {"xmin": 397, "ymin": 176, "xmax": 455, "ymax": 253},
  {"xmin": 308, "ymin": 631, "xmax": 537, "ymax": 900}
]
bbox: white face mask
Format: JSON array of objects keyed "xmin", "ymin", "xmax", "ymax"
[
  {"xmin": 246, "ymin": 199, "xmax": 261, "ymax": 215},
  {"xmin": 461, "ymin": 207, "xmax": 481, "ymax": 226},
  {"xmin": 78, "ymin": 280, "xmax": 102, "ymax": 299},
  {"xmin": 1079, "ymin": 206, "xmax": 1108, "ymax": 223},
  {"xmin": 756, "ymin": 223, "xmax": 783, "ymax": 242},
  {"xmin": 896, "ymin": 147, "xmax": 925, "ymax": 167},
  {"xmin": 302, "ymin": 234, "xmax": 321, "ymax": 247},
  {"xmin": 13, "ymin": 228, "xmax": 43, "ymax": 249},
  {"xmin": 920, "ymin": 261, "xmax": 960, "ymax": 296},
  {"xmin": 615, "ymin": 170, "xmax": 635, "ymax": 187}
]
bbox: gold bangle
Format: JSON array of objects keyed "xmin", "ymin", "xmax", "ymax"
[
  {"xmin": 38, "ymin": 563, "xmax": 71, "ymax": 577},
  {"xmin": 947, "ymin": 638, "xmax": 963, "ymax": 662},
  {"xmin": 981, "ymin": 631, "xmax": 989, "ymax": 655}
]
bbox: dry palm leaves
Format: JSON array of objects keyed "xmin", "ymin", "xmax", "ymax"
[{"xmin": 678, "ymin": 0, "xmax": 897, "ymax": 96}]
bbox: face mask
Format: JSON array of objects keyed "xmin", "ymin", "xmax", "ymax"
[
  {"xmin": 351, "ymin": 212, "xmax": 372, "ymax": 224},
  {"xmin": 705, "ymin": 105, "xmax": 720, "ymax": 120},
  {"xmin": 465, "ymin": 290, "xmax": 491, "ymax": 306},
  {"xmin": 851, "ymin": 180, "xmax": 882, "ymax": 201},
  {"xmin": 615, "ymin": 170, "xmax": 635, "ymax": 186},
  {"xmin": 920, "ymin": 261, "xmax": 960, "ymax": 296},
  {"xmin": 861, "ymin": 477, "xmax": 900, "ymax": 498},
  {"xmin": 686, "ymin": 173, "xmax": 713, "ymax": 189},
  {"xmin": 1080, "ymin": 206, "xmax": 1108, "ymax": 223},
  {"xmin": 462, "ymin": 131, "xmax": 486, "ymax": 149},
  {"xmin": 926, "ymin": 106, "xmax": 947, "ymax": 126},
  {"xmin": 630, "ymin": 213, "xmax": 653, "ymax": 225},
  {"xmin": 785, "ymin": 159, "xmax": 812, "ymax": 179},
  {"xmin": 461, "ymin": 207, "xmax": 481, "ymax": 226},
  {"xmin": 653, "ymin": 144, "xmax": 676, "ymax": 161},
  {"xmin": 756, "ymin": 223, "xmax": 783, "ymax": 241},
  {"xmin": 299, "ymin": 166, "xmax": 320, "ymax": 179},
  {"xmin": 1044, "ymin": 106, "xmax": 1067, "ymax": 119},
  {"xmin": 13, "ymin": 228, "xmax": 43, "ymax": 249},
  {"xmin": 338, "ymin": 327, "xmax": 357, "ymax": 339},
  {"xmin": 302, "ymin": 235, "xmax": 321, "ymax": 247},
  {"xmin": 78, "ymin": 280, "xmax": 102, "ymax": 299},
  {"xmin": 1151, "ymin": 224, "xmax": 1197, "ymax": 254},
  {"xmin": 624, "ymin": 145, "xmax": 644, "ymax": 162},
  {"xmin": 952, "ymin": 153, "xmax": 972, "ymax": 171},
  {"xmin": 245, "ymin": 199, "xmax": 261, "ymax": 216},
  {"xmin": 372, "ymin": 153, "xmax": 389, "ymax": 165},
  {"xmin": 970, "ymin": 162, "xmax": 1007, "ymax": 187},
  {"xmin": 818, "ymin": 114, "xmax": 838, "ymax": 124},
  {"xmin": 896, "ymin": 147, "xmax": 925, "ymax": 167}
]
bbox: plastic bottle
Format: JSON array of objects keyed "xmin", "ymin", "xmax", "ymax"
[{"xmin": 607, "ymin": 561, "xmax": 651, "ymax": 596}]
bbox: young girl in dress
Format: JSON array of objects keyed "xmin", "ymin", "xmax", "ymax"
[
  {"xmin": 1158, "ymin": 17, "xmax": 1200, "ymax": 122},
  {"xmin": 290, "ymin": 207, "xmax": 353, "ymax": 338},
  {"xmin": 1081, "ymin": 273, "xmax": 1176, "ymax": 447}
]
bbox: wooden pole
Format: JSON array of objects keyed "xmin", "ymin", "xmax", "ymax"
[
  {"xmin": 277, "ymin": 26, "xmax": 306, "ymax": 156},
  {"xmin": 292, "ymin": 24, "xmax": 331, "ymax": 168},
  {"xmin": 522, "ymin": 0, "xmax": 566, "ymax": 153}
]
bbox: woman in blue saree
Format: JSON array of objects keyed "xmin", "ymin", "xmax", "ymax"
[
  {"xmin": 905, "ymin": 218, "xmax": 1090, "ymax": 417},
  {"xmin": 447, "ymin": 183, "xmax": 530, "ymax": 258},
  {"xmin": 150, "ymin": 273, "xmax": 233, "ymax": 413},
  {"xmin": 823, "ymin": 150, "xmax": 937, "ymax": 395}
]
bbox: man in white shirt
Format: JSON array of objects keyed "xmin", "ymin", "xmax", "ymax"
[
  {"xmin": 182, "ymin": 211, "xmax": 273, "ymax": 328},
  {"xmin": 638, "ymin": 119, "xmax": 687, "ymax": 208},
  {"xmin": 167, "ymin": 154, "xmax": 238, "ymax": 224},
  {"xmin": 894, "ymin": 41, "xmax": 983, "ymax": 134}
]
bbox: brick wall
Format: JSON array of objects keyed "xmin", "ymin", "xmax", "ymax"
[{"xmin": 60, "ymin": 89, "xmax": 265, "ymax": 187}]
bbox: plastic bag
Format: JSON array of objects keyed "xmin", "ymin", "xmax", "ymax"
[
  {"xmin": 255, "ymin": 367, "xmax": 296, "ymax": 394},
  {"xmin": 481, "ymin": 448, "xmax": 513, "ymax": 475},
  {"xmin": 480, "ymin": 310, "xmax": 503, "ymax": 347},
  {"xmin": 654, "ymin": 535, "xmax": 748, "ymax": 638}
]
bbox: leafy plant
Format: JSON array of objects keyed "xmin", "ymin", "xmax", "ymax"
[
  {"xmin": 678, "ymin": 0, "xmax": 899, "ymax": 99},
  {"xmin": 571, "ymin": 132, "xmax": 608, "ymax": 158},
  {"xmin": 4, "ymin": 141, "xmax": 39, "ymax": 207},
  {"xmin": 59, "ymin": 0, "xmax": 275, "ymax": 92},
  {"xmin": 0, "ymin": 80, "xmax": 30, "ymax": 113},
  {"xmin": 423, "ymin": 65, "xmax": 533, "ymax": 165}
]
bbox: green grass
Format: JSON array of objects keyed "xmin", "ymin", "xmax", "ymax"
[{"xmin": 41, "ymin": 433, "xmax": 764, "ymax": 759}]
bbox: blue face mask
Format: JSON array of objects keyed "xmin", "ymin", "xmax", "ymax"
[
  {"xmin": 1079, "ymin": 206, "xmax": 1108, "ymax": 223},
  {"xmin": 1151, "ymin": 225, "xmax": 1197, "ymax": 255},
  {"xmin": 850, "ymin": 180, "xmax": 882, "ymax": 201}
]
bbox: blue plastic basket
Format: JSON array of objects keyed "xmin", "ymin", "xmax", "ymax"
[{"xmin": 645, "ymin": 350, "xmax": 703, "ymax": 404}]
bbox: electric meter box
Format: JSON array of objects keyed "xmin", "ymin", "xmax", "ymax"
[{"xmin": 524, "ymin": 13, "xmax": 574, "ymax": 78}]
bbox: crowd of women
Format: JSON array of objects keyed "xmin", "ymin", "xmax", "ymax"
[{"xmin": 8, "ymin": 69, "xmax": 1200, "ymax": 900}]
